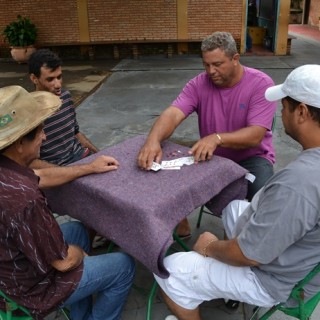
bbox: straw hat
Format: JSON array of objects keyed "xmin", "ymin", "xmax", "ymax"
[{"xmin": 0, "ymin": 85, "xmax": 61, "ymax": 150}]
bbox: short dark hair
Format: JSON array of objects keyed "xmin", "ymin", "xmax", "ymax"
[
  {"xmin": 23, "ymin": 126, "xmax": 39, "ymax": 141},
  {"xmin": 28, "ymin": 49, "xmax": 62, "ymax": 77},
  {"xmin": 286, "ymin": 96, "xmax": 320, "ymax": 125}
]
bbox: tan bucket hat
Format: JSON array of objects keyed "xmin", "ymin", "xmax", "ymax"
[{"xmin": 0, "ymin": 85, "xmax": 61, "ymax": 150}]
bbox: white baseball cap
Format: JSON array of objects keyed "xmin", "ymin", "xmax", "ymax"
[{"xmin": 265, "ymin": 64, "xmax": 320, "ymax": 108}]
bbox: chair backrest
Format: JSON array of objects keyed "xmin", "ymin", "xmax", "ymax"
[
  {"xmin": 271, "ymin": 115, "xmax": 276, "ymax": 132},
  {"xmin": 256, "ymin": 261, "xmax": 320, "ymax": 320},
  {"xmin": 0, "ymin": 290, "xmax": 32, "ymax": 320},
  {"xmin": 291, "ymin": 262, "xmax": 320, "ymax": 299},
  {"xmin": 284, "ymin": 261, "xmax": 320, "ymax": 318}
]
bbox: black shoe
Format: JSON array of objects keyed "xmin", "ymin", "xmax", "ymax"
[{"xmin": 225, "ymin": 299, "xmax": 240, "ymax": 310}]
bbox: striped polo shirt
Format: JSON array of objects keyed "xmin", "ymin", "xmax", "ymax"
[{"xmin": 40, "ymin": 90, "xmax": 85, "ymax": 165}]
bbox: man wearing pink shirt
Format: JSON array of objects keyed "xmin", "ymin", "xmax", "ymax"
[
  {"xmin": 138, "ymin": 32, "xmax": 276, "ymax": 311},
  {"xmin": 138, "ymin": 31, "xmax": 276, "ymax": 207}
]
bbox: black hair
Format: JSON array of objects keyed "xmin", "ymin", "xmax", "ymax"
[
  {"xmin": 0, "ymin": 126, "xmax": 39, "ymax": 154},
  {"xmin": 286, "ymin": 96, "xmax": 320, "ymax": 125},
  {"xmin": 23, "ymin": 126, "xmax": 39, "ymax": 141},
  {"xmin": 28, "ymin": 49, "xmax": 62, "ymax": 77}
]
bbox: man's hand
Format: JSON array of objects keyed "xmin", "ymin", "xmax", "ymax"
[
  {"xmin": 51, "ymin": 244, "xmax": 86, "ymax": 272},
  {"xmin": 188, "ymin": 134, "xmax": 221, "ymax": 163},
  {"xmin": 90, "ymin": 155, "xmax": 119, "ymax": 173},
  {"xmin": 137, "ymin": 106, "xmax": 186, "ymax": 170},
  {"xmin": 137, "ymin": 141, "xmax": 163, "ymax": 170},
  {"xmin": 193, "ymin": 231, "xmax": 219, "ymax": 256}
]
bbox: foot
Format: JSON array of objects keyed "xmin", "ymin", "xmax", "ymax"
[
  {"xmin": 176, "ymin": 218, "xmax": 191, "ymax": 237},
  {"xmin": 92, "ymin": 235, "xmax": 110, "ymax": 249},
  {"xmin": 225, "ymin": 299, "xmax": 240, "ymax": 310}
]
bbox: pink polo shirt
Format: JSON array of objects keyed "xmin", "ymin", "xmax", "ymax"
[{"xmin": 172, "ymin": 66, "xmax": 277, "ymax": 164}]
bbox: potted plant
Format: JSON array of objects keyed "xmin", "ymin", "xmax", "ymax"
[{"xmin": 2, "ymin": 15, "xmax": 37, "ymax": 63}]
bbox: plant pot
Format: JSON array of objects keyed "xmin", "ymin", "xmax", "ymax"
[{"xmin": 10, "ymin": 46, "xmax": 36, "ymax": 64}]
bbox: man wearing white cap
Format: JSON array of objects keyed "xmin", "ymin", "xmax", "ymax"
[
  {"xmin": 155, "ymin": 65, "xmax": 320, "ymax": 320},
  {"xmin": 0, "ymin": 86, "xmax": 135, "ymax": 319}
]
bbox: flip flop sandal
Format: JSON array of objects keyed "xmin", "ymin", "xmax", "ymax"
[
  {"xmin": 177, "ymin": 233, "xmax": 192, "ymax": 240},
  {"xmin": 225, "ymin": 299, "xmax": 240, "ymax": 310}
]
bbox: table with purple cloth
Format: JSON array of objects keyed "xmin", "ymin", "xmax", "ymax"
[{"xmin": 45, "ymin": 135, "xmax": 248, "ymax": 278}]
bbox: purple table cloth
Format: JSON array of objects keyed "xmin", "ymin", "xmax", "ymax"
[{"xmin": 45, "ymin": 135, "xmax": 248, "ymax": 278}]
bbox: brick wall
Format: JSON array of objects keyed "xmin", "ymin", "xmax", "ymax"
[
  {"xmin": 188, "ymin": 0, "xmax": 242, "ymax": 43},
  {"xmin": 0, "ymin": 0, "xmax": 243, "ymax": 58},
  {"xmin": 88, "ymin": 0, "xmax": 177, "ymax": 41}
]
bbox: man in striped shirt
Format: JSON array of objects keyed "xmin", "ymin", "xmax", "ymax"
[
  {"xmin": 28, "ymin": 49, "xmax": 98, "ymax": 169},
  {"xmin": 27, "ymin": 49, "xmax": 106, "ymax": 249}
]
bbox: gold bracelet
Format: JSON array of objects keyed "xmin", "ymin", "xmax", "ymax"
[
  {"xmin": 215, "ymin": 133, "xmax": 223, "ymax": 145},
  {"xmin": 203, "ymin": 239, "xmax": 215, "ymax": 258}
]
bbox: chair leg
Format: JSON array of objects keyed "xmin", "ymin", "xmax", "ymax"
[
  {"xmin": 258, "ymin": 305, "xmax": 278, "ymax": 319},
  {"xmin": 197, "ymin": 205, "xmax": 213, "ymax": 228},
  {"xmin": 249, "ymin": 306, "xmax": 260, "ymax": 320},
  {"xmin": 106, "ymin": 241, "xmax": 115, "ymax": 253},
  {"xmin": 172, "ymin": 230, "xmax": 191, "ymax": 252},
  {"xmin": 196, "ymin": 206, "xmax": 204, "ymax": 228},
  {"xmin": 146, "ymin": 281, "xmax": 158, "ymax": 320},
  {"xmin": 60, "ymin": 307, "xmax": 71, "ymax": 320},
  {"xmin": 145, "ymin": 228, "xmax": 191, "ymax": 320}
]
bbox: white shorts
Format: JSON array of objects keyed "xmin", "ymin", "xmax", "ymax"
[{"xmin": 155, "ymin": 200, "xmax": 277, "ymax": 310}]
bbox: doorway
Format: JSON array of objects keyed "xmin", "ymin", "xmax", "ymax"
[
  {"xmin": 246, "ymin": 0, "xmax": 278, "ymax": 55},
  {"xmin": 303, "ymin": 0, "xmax": 310, "ymax": 24}
]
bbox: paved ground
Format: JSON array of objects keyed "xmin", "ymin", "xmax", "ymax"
[{"xmin": 1, "ymin": 26, "xmax": 320, "ymax": 320}]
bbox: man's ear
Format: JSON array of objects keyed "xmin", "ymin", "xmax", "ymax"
[
  {"xmin": 232, "ymin": 53, "xmax": 240, "ymax": 65},
  {"xmin": 9, "ymin": 138, "xmax": 24, "ymax": 155},
  {"xmin": 297, "ymin": 103, "xmax": 309, "ymax": 123},
  {"xmin": 30, "ymin": 73, "xmax": 38, "ymax": 86}
]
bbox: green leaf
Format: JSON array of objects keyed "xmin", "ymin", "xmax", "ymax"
[{"xmin": 2, "ymin": 15, "xmax": 37, "ymax": 46}]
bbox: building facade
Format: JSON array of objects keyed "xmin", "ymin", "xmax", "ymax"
[{"xmin": 0, "ymin": 0, "xmax": 298, "ymax": 59}]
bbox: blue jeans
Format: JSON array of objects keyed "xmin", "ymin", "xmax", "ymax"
[
  {"xmin": 60, "ymin": 222, "xmax": 135, "ymax": 320},
  {"xmin": 238, "ymin": 156, "xmax": 274, "ymax": 201}
]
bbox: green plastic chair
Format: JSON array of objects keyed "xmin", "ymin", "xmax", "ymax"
[
  {"xmin": 105, "ymin": 229, "xmax": 191, "ymax": 320},
  {"xmin": 251, "ymin": 262, "xmax": 320, "ymax": 320},
  {"xmin": 146, "ymin": 228, "xmax": 191, "ymax": 320},
  {"xmin": 0, "ymin": 289, "xmax": 70, "ymax": 320},
  {"xmin": 0, "ymin": 290, "xmax": 32, "ymax": 320}
]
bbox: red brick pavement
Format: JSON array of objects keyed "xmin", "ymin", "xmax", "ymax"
[{"xmin": 289, "ymin": 24, "xmax": 320, "ymax": 42}]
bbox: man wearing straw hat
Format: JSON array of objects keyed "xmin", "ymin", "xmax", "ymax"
[{"xmin": 0, "ymin": 86, "xmax": 135, "ymax": 319}]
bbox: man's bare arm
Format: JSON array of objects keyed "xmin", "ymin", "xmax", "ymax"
[
  {"xmin": 137, "ymin": 106, "xmax": 186, "ymax": 169},
  {"xmin": 30, "ymin": 158, "xmax": 58, "ymax": 169},
  {"xmin": 193, "ymin": 231, "xmax": 259, "ymax": 267},
  {"xmin": 76, "ymin": 132, "xmax": 99, "ymax": 153},
  {"xmin": 34, "ymin": 155, "xmax": 119, "ymax": 189}
]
